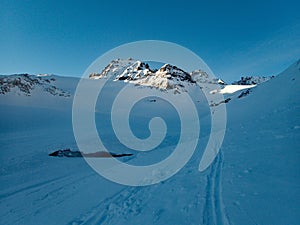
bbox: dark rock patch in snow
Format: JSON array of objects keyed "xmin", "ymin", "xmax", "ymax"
[
  {"xmin": 49, "ymin": 149, "xmax": 133, "ymax": 158},
  {"xmin": 238, "ymin": 89, "xmax": 251, "ymax": 98}
]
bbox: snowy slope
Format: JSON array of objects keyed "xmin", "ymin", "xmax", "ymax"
[
  {"xmin": 221, "ymin": 60, "xmax": 300, "ymax": 225},
  {"xmin": 0, "ymin": 60, "xmax": 299, "ymax": 225}
]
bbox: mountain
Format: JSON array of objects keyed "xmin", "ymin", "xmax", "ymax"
[
  {"xmin": 89, "ymin": 58, "xmax": 136, "ymax": 79},
  {"xmin": 0, "ymin": 74, "xmax": 78, "ymax": 109},
  {"xmin": 0, "ymin": 58, "xmax": 272, "ymax": 100},
  {"xmin": 128, "ymin": 63, "xmax": 196, "ymax": 94},
  {"xmin": 0, "ymin": 60, "xmax": 299, "ymax": 225},
  {"xmin": 116, "ymin": 60, "xmax": 155, "ymax": 80},
  {"xmin": 89, "ymin": 58, "xmax": 253, "ymax": 95},
  {"xmin": 232, "ymin": 75, "xmax": 274, "ymax": 85},
  {"xmin": 0, "ymin": 74, "xmax": 71, "ymax": 97}
]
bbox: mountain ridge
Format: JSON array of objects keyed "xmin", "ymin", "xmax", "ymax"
[{"xmin": 1, "ymin": 58, "xmax": 293, "ymax": 97}]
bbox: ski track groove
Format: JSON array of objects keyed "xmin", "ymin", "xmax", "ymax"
[
  {"xmin": 0, "ymin": 172, "xmax": 96, "ymax": 225},
  {"xmin": 68, "ymin": 185, "xmax": 155, "ymax": 225},
  {"xmin": 0, "ymin": 171, "xmax": 94, "ymax": 200},
  {"xmin": 0, "ymin": 175, "xmax": 71, "ymax": 199},
  {"xmin": 70, "ymin": 151, "xmax": 231, "ymax": 225},
  {"xmin": 2, "ymin": 152, "xmax": 231, "ymax": 225},
  {"xmin": 202, "ymin": 151, "xmax": 230, "ymax": 225}
]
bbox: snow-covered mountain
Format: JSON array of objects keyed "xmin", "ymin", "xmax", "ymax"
[
  {"xmin": 0, "ymin": 60, "xmax": 299, "ymax": 225},
  {"xmin": 116, "ymin": 60, "xmax": 155, "ymax": 80},
  {"xmin": 90, "ymin": 58, "xmax": 247, "ymax": 95},
  {"xmin": 0, "ymin": 74, "xmax": 78, "ymax": 109},
  {"xmin": 0, "ymin": 74, "xmax": 71, "ymax": 97},
  {"xmin": 0, "ymin": 59, "xmax": 272, "ymax": 101},
  {"xmin": 89, "ymin": 58, "xmax": 136, "ymax": 79},
  {"xmin": 128, "ymin": 63, "xmax": 196, "ymax": 94},
  {"xmin": 90, "ymin": 59, "xmax": 197, "ymax": 93}
]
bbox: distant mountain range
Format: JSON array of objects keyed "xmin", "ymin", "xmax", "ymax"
[{"xmin": 0, "ymin": 58, "xmax": 274, "ymax": 97}]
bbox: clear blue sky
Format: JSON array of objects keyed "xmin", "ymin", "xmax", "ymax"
[{"xmin": 1, "ymin": 0, "xmax": 299, "ymax": 81}]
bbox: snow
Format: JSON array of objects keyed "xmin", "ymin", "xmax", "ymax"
[
  {"xmin": 0, "ymin": 60, "xmax": 299, "ymax": 224},
  {"xmin": 217, "ymin": 84, "xmax": 256, "ymax": 94}
]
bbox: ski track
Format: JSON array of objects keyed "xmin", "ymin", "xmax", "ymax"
[
  {"xmin": 68, "ymin": 185, "xmax": 154, "ymax": 225},
  {"xmin": 70, "ymin": 151, "xmax": 231, "ymax": 225},
  {"xmin": 1, "ymin": 151, "xmax": 231, "ymax": 225},
  {"xmin": 202, "ymin": 151, "xmax": 230, "ymax": 225},
  {"xmin": 0, "ymin": 174, "xmax": 78, "ymax": 199},
  {"xmin": 0, "ymin": 172, "xmax": 96, "ymax": 224}
]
